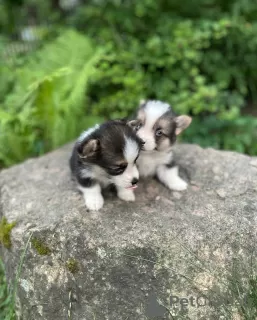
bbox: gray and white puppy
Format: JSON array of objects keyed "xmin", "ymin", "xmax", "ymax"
[{"xmin": 128, "ymin": 100, "xmax": 192, "ymax": 191}]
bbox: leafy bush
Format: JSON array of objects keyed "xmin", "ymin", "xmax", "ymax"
[
  {"xmin": 81, "ymin": 7, "xmax": 257, "ymax": 156},
  {"xmin": 0, "ymin": 30, "xmax": 103, "ymax": 166},
  {"xmin": 1, "ymin": 0, "xmax": 257, "ymax": 167},
  {"xmin": 183, "ymin": 115, "xmax": 257, "ymax": 154},
  {"xmin": 86, "ymin": 19, "xmax": 256, "ymax": 118}
]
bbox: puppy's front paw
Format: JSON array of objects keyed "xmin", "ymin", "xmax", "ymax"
[
  {"xmin": 157, "ymin": 165, "xmax": 188, "ymax": 192},
  {"xmin": 117, "ymin": 189, "xmax": 135, "ymax": 202},
  {"xmin": 168, "ymin": 178, "xmax": 188, "ymax": 191},
  {"xmin": 84, "ymin": 193, "xmax": 104, "ymax": 211}
]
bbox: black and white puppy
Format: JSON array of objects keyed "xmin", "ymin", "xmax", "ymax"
[
  {"xmin": 70, "ymin": 120, "xmax": 143, "ymax": 211},
  {"xmin": 128, "ymin": 100, "xmax": 192, "ymax": 191}
]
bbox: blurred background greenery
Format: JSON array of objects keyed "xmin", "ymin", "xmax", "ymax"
[{"xmin": 0, "ymin": 0, "xmax": 257, "ymax": 168}]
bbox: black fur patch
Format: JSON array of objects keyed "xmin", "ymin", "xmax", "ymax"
[
  {"xmin": 165, "ymin": 159, "xmax": 176, "ymax": 169},
  {"xmin": 77, "ymin": 176, "xmax": 96, "ymax": 188}
]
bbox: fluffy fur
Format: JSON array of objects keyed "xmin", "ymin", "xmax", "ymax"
[
  {"xmin": 70, "ymin": 120, "xmax": 143, "ymax": 210},
  {"xmin": 128, "ymin": 100, "xmax": 192, "ymax": 191}
]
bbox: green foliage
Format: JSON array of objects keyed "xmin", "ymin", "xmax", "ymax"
[
  {"xmin": 0, "ymin": 30, "xmax": 104, "ymax": 166},
  {"xmin": 0, "ymin": 232, "xmax": 33, "ymax": 320},
  {"xmin": 1, "ymin": 0, "xmax": 257, "ymax": 168},
  {"xmin": 183, "ymin": 115, "xmax": 257, "ymax": 154},
  {"xmin": 0, "ymin": 259, "xmax": 15, "ymax": 320},
  {"xmin": 82, "ymin": 13, "xmax": 257, "ymax": 155}
]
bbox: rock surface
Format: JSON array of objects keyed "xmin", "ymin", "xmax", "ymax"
[{"xmin": 0, "ymin": 143, "xmax": 256, "ymax": 320}]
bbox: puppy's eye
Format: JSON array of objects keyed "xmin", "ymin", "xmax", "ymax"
[
  {"xmin": 135, "ymin": 123, "xmax": 142, "ymax": 131},
  {"xmin": 115, "ymin": 164, "xmax": 127, "ymax": 171},
  {"xmin": 110, "ymin": 164, "xmax": 127, "ymax": 175},
  {"xmin": 155, "ymin": 129, "xmax": 163, "ymax": 137}
]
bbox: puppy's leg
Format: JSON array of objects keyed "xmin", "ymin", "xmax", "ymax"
[
  {"xmin": 117, "ymin": 187, "xmax": 135, "ymax": 202},
  {"xmin": 77, "ymin": 178, "xmax": 104, "ymax": 210},
  {"xmin": 156, "ymin": 164, "xmax": 188, "ymax": 191}
]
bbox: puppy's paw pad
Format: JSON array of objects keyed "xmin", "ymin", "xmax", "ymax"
[
  {"xmin": 85, "ymin": 195, "xmax": 104, "ymax": 211},
  {"xmin": 118, "ymin": 190, "xmax": 135, "ymax": 202}
]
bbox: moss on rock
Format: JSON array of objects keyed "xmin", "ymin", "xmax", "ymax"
[
  {"xmin": 0, "ymin": 217, "xmax": 16, "ymax": 249},
  {"xmin": 65, "ymin": 258, "xmax": 79, "ymax": 274},
  {"xmin": 31, "ymin": 237, "xmax": 51, "ymax": 255}
]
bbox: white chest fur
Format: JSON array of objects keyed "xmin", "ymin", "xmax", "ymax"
[{"xmin": 137, "ymin": 150, "xmax": 173, "ymax": 177}]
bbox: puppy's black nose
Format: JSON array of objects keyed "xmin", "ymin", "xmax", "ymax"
[
  {"xmin": 131, "ymin": 178, "xmax": 138, "ymax": 185},
  {"xmin": 142, "ymin": 141, "xmax": 145, "ymax": 145}
]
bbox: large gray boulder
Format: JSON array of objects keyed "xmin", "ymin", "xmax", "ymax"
[{"xmin": 0, "ymin": 143, "xmax": 256, "ymax": 320}]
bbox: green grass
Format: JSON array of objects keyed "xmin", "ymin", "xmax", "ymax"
[
  {"xmin": 0, "ymin": 258, "xmax": 15, "ymax": 320},
  {"xmin": 0, "ymin": 232, "xmax": 33, "ymax": 320}
]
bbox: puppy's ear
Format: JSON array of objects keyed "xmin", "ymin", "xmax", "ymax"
[
  {"xmin": 175, "ymin": 116, "xmax": 192, "ymax": 135},
  {"xmin": 139, "ymin": 99, "xmax": 147, "ymax": 108},
  {"xmin": 113, "ymin": 118, "xmax": 127, "ymax": 124},
  {"xmin": 77, "ymin": 139, "xmax": 100, "ymax": 158},
  {"xmin": 127, "ymin": 119, "xmax": 141, "ymax": 130}
]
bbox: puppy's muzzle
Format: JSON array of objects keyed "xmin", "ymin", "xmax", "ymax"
[{"xmin": 126, "ymin": 178, "xmax": 139, "ymax": 190}]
